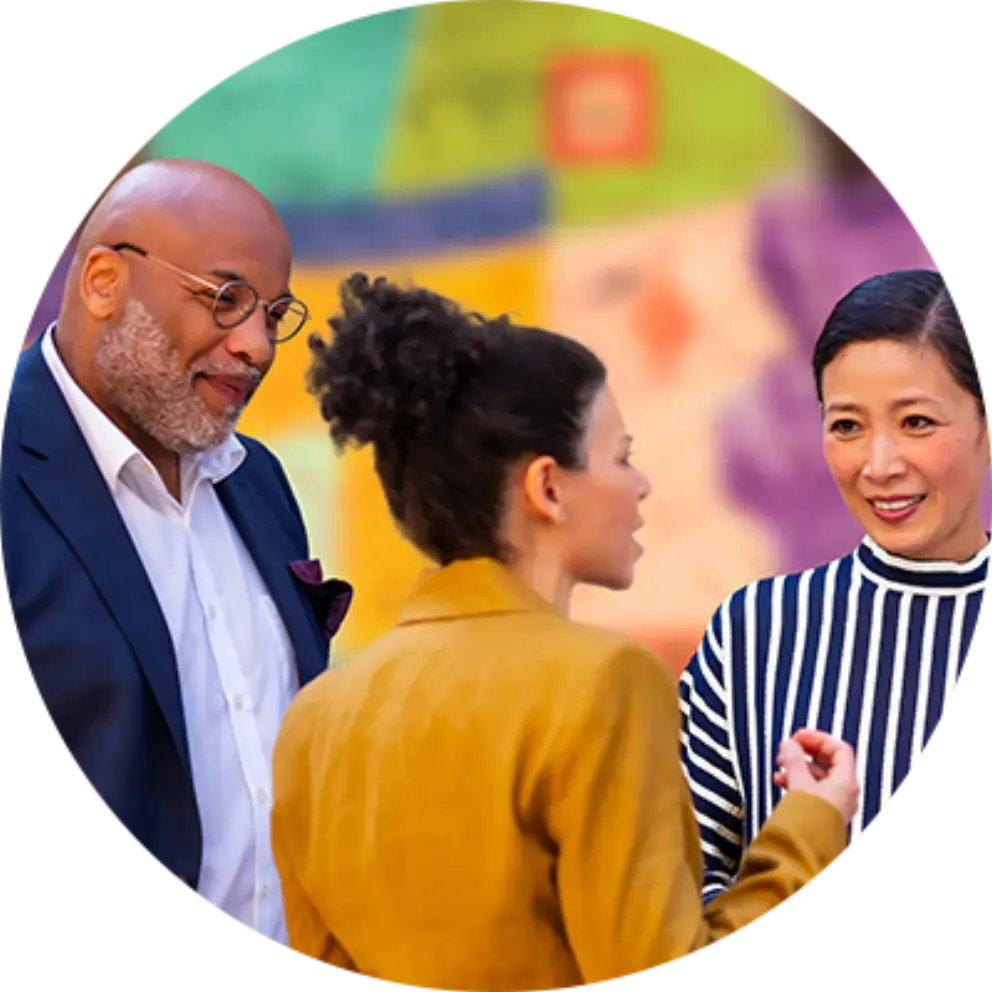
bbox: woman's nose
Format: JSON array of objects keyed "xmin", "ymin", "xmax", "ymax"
[{"xmin": 861, "ymin": 432, "xmax": 907, "ymax": 482}]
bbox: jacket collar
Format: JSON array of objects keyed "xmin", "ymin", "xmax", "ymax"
[{"xmin": 396, "ymin": 557, "xmax": 559, "ymax": 626}]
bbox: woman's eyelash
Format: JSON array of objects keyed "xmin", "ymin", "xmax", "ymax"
[{"xmin": 828, "ymin": 416, "xmax": 939, "ymax": 433}]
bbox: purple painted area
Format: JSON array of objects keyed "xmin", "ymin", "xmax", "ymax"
[
  {"xmin": 754, "ymin": 175, "xmax": 936, "ymax": 353},
  {"xmin": 26, "ymin": 242, "xmax": 74, "ymax": 347},
  {"xmin": 718, "ymin": 357, "xmax": 863, "ymax": 573},
  {"xmin": 719, "ymin": 175, "xmax": 987, "ymax": 573}
]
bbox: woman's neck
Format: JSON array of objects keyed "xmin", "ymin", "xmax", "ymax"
[
  {"xmin": 908, "ymin": 521, "xmax": 990, "ymax": 565},
  {"xmin": 504, "ymin": 552, "xmax": 576, "ymax": 617}
]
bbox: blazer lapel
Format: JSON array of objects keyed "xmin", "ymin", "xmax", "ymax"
[
  {"xmin": 14, "ymin": 345, "xmax": 191, "ymax": 772},
  {"xmin": 216, "ymin": 471, "xmax": 326, "ymax": 686}
]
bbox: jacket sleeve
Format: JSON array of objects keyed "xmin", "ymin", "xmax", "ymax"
[
  {"xmin": 271, "ymin": 691, "xmax": 357, "ymax": 970},
  {"xmin": 272, "ymin": 829, "xmax": 358, "ymax": 971},
  {"xmin": 679, "ymin": 602, "xmax": 745, "ymax": 902},
  {"xmin": 546, "ymin": 642, "xmax": 846, "ymax": 983}
]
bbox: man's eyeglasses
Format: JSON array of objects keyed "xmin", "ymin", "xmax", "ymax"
[{"xmin": 110, "ymin": 242, "xmax": 309, "ymax": 344}]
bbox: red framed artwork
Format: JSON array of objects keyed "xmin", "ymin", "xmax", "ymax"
[{"xmin": 545, "ymin": 55, "xmax": 654, "ymax": 165}]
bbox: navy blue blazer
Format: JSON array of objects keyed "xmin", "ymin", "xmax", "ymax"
[{"xmin": 1, "ymin": 340, "xmax": 348, "ymax": 887}]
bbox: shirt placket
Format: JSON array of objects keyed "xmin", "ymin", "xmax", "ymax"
[{"xmin": 185, "ymin": 497, "xmax": 275, "ymax": 934}]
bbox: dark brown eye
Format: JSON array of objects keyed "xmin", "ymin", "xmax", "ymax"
[
  {"xmin": 829, "ymin": 419, "xmax": 860, "ymax": 436},
  {"xmin": 220, "ymin": 281, "xmax": 256, "ymax": 311}
]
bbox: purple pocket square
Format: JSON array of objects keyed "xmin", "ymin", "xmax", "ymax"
[{"xmin": 289, "ymin": 559, "xmax": 353, "ymax": 643}]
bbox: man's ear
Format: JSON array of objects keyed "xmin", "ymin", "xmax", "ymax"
[{"xmin": 79, "ymin": 246, "xmax": 127, "ymax": 320}]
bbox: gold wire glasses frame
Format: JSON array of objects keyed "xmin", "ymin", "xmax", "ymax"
[{"xmin": 109, "ymin": 242, "xmax": 310, "ymax": 344}]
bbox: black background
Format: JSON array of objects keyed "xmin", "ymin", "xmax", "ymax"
[{"xmin": 9, "ymin": 5, "xmax": 992, "ymax": 992}]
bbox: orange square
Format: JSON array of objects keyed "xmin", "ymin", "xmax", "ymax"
[{"xmin": 546, "ymin": 56, "xmax": 653, "ymax": 165}]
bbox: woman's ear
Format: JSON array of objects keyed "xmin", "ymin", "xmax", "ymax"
[{"xmin": 521, "ymin": 455, "xmax": 568, "ymax": 524}]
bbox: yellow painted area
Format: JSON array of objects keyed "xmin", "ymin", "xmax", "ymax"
[
  {"xmin": 244, "ymin": 239, "xmax": 547, "ymax": 659},
  {"xmin": 235, "ymin": 271, "xmax": 327, "ymax": 439}
]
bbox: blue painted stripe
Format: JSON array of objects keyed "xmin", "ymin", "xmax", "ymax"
[{"xmin": 276, "ymin": 170, "xmax": 548, "ymax": 262}]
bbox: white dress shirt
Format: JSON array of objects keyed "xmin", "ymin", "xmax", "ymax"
[{"xmin": 42, "ymin": 325, "xmax": 298, "ymax": 942}]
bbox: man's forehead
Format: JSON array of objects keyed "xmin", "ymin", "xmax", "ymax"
[
  {"xmin": 151, "ymin": 209, "xmax": 292, "ymax": 284},
  {"xmin": 90, "ymin": 162, "xmax": 291, "ymax": 277}
]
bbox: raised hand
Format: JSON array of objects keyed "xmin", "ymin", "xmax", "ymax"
[{"xmin": 773, "ymin": 728, "xmax": 860, "ymax": 825}]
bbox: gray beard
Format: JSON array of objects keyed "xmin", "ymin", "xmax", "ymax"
[{"xmin": 94, "ymin": 300, "xmax": 257, "ymax": 454}]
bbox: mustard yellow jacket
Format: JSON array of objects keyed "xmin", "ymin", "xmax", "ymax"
[{"xmin": 272, "ymin": 558, "xmax": 845, "ymax": 989}]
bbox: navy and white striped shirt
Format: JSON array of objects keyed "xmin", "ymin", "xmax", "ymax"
[{"xmin": 678, "ymin": 535, "xmax": 988, "ymax": 903}]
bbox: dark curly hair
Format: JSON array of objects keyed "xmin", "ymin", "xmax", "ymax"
[
  {"xmin": 307, "ymin": 273, "xmax": 607, "ymax": 565},
  {"xmin": 813, "ymin": 270, "xmax": 984, "ymax": 417}
]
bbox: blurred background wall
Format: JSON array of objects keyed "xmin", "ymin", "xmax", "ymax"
[{"xmin": 27, "ymin": 0, "xmax": 957, "ymax": 673}]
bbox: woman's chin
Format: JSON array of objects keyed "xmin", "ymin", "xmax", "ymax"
[
  {"xmin": 576, "ymin": 544, "xmax": 641, "ymax": 592},
  {"xmin": 610, "ymin": 559, "xmax": 639, "ymax": 592}
]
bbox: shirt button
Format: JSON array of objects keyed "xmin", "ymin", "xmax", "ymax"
[
  {"xmin": 206, "ymin": 604, "xmax": 217, "ymax": 622},
  {"xmin": 259, "ymin": 885, "xmax": 270, "ymax": 901},
  {"xmin": 256, "ymin": 787, "xmax": 268, "ymax": 805},
  {"xmin": 232, "ymin": 694, "xmax": 244, "ymax": 711}
]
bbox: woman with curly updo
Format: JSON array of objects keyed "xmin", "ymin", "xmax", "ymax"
[{"xmin": 270, "ymin": 273, "xmax": 858, "ymax": 990}]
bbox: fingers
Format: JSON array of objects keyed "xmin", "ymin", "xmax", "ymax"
[
  {"xmin": 773, "ymin": 764, "xmax": 826, "ymax": 790},
  {"xmin": 791, "ymin": 728, "xmax": 852, "ymax": 770},
  {"xmin": 774, "ymin": 730, "xmax": 861, "ymax": 825},
  {"xmin": 776, "ymin": 737, "xmax": 815, "ymax": 791}
]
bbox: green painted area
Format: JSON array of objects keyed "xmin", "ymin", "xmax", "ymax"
[
  {"xmin": 383, "ymin": 1, "xmax": 795, "ymax": 224},
  {"xmin": 555, "ymin": 4, "xmax": 794, "ymax": 224},
  {"xmin": 149, "ymin": 1, "xmax": 797, "ymax": 224},
  {"xmin": 380, "ymin": 1, "xmax": 550, "ymax": 194},
  {"xmin": 151, "ymin": 9, "xmax": 417, "ymax": 203}
]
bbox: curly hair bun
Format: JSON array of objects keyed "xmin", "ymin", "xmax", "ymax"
[{"xmin": 307, "ymin": 273, "xmax": 504, "ymax": 451}]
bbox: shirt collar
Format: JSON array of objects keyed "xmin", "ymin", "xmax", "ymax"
[
  {"xmin": 856, "ymin": 533, "xmax": 990, "ymax": 592},
  {"xmin": 396, "ymin": 557, "xmax": 560, "ymax": 627},
  {"xmin": 195, "ymin": 432, "xmax": 245, "ymax": 484},
  {"xmin": 41, "ymin": 322, "xmax": 245, "ymax": 491}
]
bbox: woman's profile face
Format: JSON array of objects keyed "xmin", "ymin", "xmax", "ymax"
[
  {"xmin": 557, "ymin": 385, "xmax": 652, "ymax": 590},
  {"xmin": 821, "ymin": 338, "xmax": 989, "ymax": 561}
]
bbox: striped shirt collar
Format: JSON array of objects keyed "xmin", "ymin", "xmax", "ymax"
[{"xmin": 856, "ymin": 533, "xmax": 989, "ymax": 591}]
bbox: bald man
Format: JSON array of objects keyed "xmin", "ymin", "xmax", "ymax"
[{"xmin": 1, "ymin": 160, "xmax": 352, "ymax": 941}]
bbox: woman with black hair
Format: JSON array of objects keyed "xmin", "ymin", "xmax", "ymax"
[
  {"xmin": 271, "ymin": 274, "xmax": 856, "ymax": 989},
  {"xmin": 681, "ymin": 269, "xmax": 989, "ymax": 903}
]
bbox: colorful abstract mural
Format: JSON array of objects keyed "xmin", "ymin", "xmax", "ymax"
[{"xmin": 29, "ymin": 1, "xmax": 954, "ymax": 673}]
